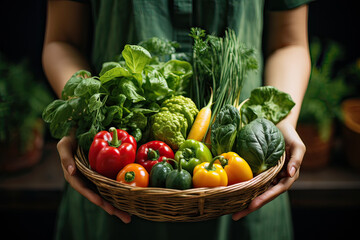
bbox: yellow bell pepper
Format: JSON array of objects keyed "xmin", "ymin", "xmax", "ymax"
[
  {"xmin": 219, "ymin": 152, "xmax": 253, "ymax": 185},
  {"xmin": 192, "ymin": 156, "xmax": 228, "ymax": 188}
]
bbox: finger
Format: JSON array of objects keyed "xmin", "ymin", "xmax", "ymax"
[
  {"xmin": 57, "ymin": 136, "xmax": 77, "ymax": 176},
  {"xmin": 287, "ymin": 140, "xmax": 305, "ymax": 178}
]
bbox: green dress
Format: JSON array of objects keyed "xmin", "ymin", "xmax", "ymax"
[{"xmin": 55, "ymin": 0, "xmax": 311, "ymax": 239}]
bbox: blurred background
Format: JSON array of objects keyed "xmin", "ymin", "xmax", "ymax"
[{"xmin": 0, "ymin": 0, "xmax": 359, "ymax": 239}]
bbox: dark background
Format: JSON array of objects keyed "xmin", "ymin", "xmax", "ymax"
[{"xmin": 0, "ymin": 0, "xmax": 359, "ymax": 239}]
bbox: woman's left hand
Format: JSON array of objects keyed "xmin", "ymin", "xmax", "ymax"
[{"xmin": 232, "ymin": 119, "xmax": 306, "ymax": 220}]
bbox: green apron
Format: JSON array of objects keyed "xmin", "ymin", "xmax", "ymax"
[{"xmin": 55, "ymin": 1, "xmax": 311, "ymax": 239}]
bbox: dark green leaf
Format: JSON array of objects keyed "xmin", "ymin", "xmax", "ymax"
[
  {"xmin": 74, "ymin": 77, "xmax": 101, "ymax": 96},
  {"xmin": 210, "ymin": 104, "xmax": 241, "ymax": 156},
  {"xmin": 236, "ymin": 118, "xmax": 285, "ymax": 175},
  {"xmin": 119, "ymin": 78, "xmax": 146, "ymax": 103}
]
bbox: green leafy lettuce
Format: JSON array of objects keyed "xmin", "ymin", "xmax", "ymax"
[
  {"xmin": 240, "ymin": 86, "xmax": 295, "ymax": 125},
  {"xmin": 43, "ymin": 41, "xmax": 192, "ymax": 151}
]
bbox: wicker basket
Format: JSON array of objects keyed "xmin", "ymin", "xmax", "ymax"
[{"xmin": 75, "ymin": 147, "xmax": 285, "ymax": 222}]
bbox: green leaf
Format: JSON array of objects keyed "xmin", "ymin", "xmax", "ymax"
[
  {"xmin": 102, "ymin": 105, "xmax": 123, "ymax": 127},
  {"xmin": 88, "ymin": 93, "xmax": 103, "ymax": 112},
  {"xmin": 139, "ymin": 37, "xmax": 179, "ymax": 57},
  {"xmin": 118, "ymin": 78, "xmax": 146, "ymax": 103},
  {"xmin": 61, "ymin": 70, "xmax": 91, "ymax": 100},
  {"xmin": 121, "ymin": 112, "xmax": 147, "ymax": 130},
  {"xmin": 241, "ymin": 86, "xmax": 295, "ymax": 125},
  {"xmin": 42, "ymin": 99, "xmax": 67, "ymax": 123},
  {"xmin": 99, "ymin": 62, "xmax": 122, "ymax": 76},
  {"xmin": 74, "ymin": 77, "xmax": 101, "ymax": 96},
  {"xmin": 99, "ymin": 66, "xmax": 132, "ymax": 84},
  {"xmin": 236, "ymin": 118, "xmax": 285, "ymax": 175},
  {"xmin": 160, "ymin": 60, "xmax": 192, "ymax": 94},
  {"xmin": 143, "ymin": 69, "xmax": 172, "ymax": 101},
  {"xmin": 210, "ymin": 105, "xmax": 241, "ymax": 156},
  {"xmin": 122, "ymin": 44, "xmax": 151, "ymax": 74},
  {"xmin": 77, "ymin": 125, "xmax": 98, "ymax": 152}
]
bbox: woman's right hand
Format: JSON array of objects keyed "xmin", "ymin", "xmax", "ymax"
[{"xmin": 57, "ymin": 135, "xmax": 132, "ymax": 223}]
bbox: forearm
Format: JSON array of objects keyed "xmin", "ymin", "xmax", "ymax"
[
  {"xmin": 264, "ymin": 45, "xmax": 311, "ymax": 127},
  {"xmin": 42, "ymin": 41, "xmax": 91, "ymax": 98}
]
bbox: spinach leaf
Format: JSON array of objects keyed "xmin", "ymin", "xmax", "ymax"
[
  {"xmin": 160, "ymin": 60, "xmax": 192, "ymax": 95},
  {"xmin": 236, "ymin": 118, "xmax": 285, "ymax": 175},
  {"xmin": 143, "ymin": 68, "xmax": 172, "ymax": 101},
  {"xmin": 210, "ymin": 104, "xmax": 240, "ymax": 156},
  {"xmin": 122, "ymin": 44, "xmax": 151, "ymax": 74},
  {"xmin": 99, "ymin": 62, "xmax": 122, "ymax": 76},
  {"xmin": 61, "ymin": 70, "xmax": 91, "ymax": 100},
  {"xmin": 74, "ymin": 77, "xmax": 101, "ymax": 97},
  {"xmin": 42, "ymin": 99, "xmax": 74, "ymax": 138},
  {"xmin": 241, "ymin": 86, "xmax": 295, "ymax": 125},
  {"xmin": 99, "ymin": 66, "xmax": 132, "ymax": 84},
  {"xmin": 118, "ymin": 78, "xmax": 146, "ymax": 103}
]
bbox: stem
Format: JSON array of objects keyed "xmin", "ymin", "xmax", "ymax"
[
  {"xmin": 147, "ymin": 148, "xmax": 159, "ymax": 160},
  {"xmin": 125, "ymin": 171, "xmax": 135, "ymax": 182},
  {"xmin": 206, "ymin": 156, "xmax": 224, "ymax": 171},
  {"xmin": 237, "ymin": 98, "xmax": 249, "ymax": 129},
  {"xmin": 109, "ymin": 127, "xmax": 121, "ymax": 148}
]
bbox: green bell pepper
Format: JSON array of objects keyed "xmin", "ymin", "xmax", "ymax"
[
  {"xmin": 149, "ymin": 160, "xmax": 174, "ymax": 188},
  {"xmin": 165, "ymin": 159, "xmax": 192, "ymax": 190},
  {"xmin": 174, "ymin": 139, "xmax": 213, "ymax": 174}
]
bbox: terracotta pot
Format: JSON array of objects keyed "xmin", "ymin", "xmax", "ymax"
[
  {"xmin": 0, "ymin": 120, "xmax": 44, "ymax": 172},
  {"xmin": 342, "ymin": 98, "xmax": 360, "ymax": 170},
  {"xmin": 296, "ymin": 123, "xmax": 334, "ymax": 170}
]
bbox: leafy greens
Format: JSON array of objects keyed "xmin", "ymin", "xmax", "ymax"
[{"xmin": 43, "ymin": 39, "xmax": 192, "ymax": 151}]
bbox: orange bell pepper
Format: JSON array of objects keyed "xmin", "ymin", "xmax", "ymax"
[
  {"xmin": 218, "ymin": 152, "xmax": 253, "ymax": 185},
  {"xmin": 116, "ymin": 163, "xmax": 149, "ymax": 187},
  {"xmin": 192, "ymin": 156, "xmax": 228, "ymax": 188}
]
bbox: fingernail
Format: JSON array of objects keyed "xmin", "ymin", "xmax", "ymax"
[
  {"xmin": 68, "ymin": 165, "xmax": 75, "ymax": 175},
  {"xmin": 289, "ymin": 167, "xmax": 296, "ymax": 177}
]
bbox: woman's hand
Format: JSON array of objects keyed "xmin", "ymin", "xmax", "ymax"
[
  {"xmin": 232, "ymin": 120, "xmax": 305, "ymax": 220},
  {"xmin": 57, "ymin": 134, "xmax": 132, "ymax": 223}
]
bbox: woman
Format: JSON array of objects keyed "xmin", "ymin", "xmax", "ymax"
[{"xmin": 43, "ymin": 0, "xmax": 311, "ymax": 239}]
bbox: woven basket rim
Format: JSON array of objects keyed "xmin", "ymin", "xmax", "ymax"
[{"xmin": 75, "ymin": 146, "xmax": 285, "ymax": 195}]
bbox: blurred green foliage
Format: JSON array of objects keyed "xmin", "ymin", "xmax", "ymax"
[
  {"xmin": 299, "ymin": 39, "xmax": 354, "ymax": 141},
  {"xmin": 0, "ymin": 53, "xmax": 52, "ymax": 151}
]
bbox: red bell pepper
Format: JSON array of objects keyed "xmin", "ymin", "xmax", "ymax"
[
  {"xmin": 89, "ymin": 127, "xmax": 137, "ymax": 179},
  {"xmin": 136, "ymin": 140, "xmax": 174, "ymax": 173}
]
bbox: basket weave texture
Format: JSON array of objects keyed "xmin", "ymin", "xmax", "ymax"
[{"xmin": 75, "ymin": 147, "xmax": 285, "ymax": 222}]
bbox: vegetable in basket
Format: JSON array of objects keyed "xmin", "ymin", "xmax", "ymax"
[
  {"xmin": 210, "ymin": 104, "xmax": 241, "ymax": 156},
  {"xmin": 165, "ymin": 159, "xmax": 192, "ymax": 190},
  {"xmin": 88, "ymin": 127, "xmax": 137, "ymax": 179},
  {"xmin": 235, "ymin": 118, "xmax": 285, "ymax": 175},
  {"xmin": 174, "ymin": 139, "xmax": 213, "ymax": 174},
  {"xmin": 149, "ymin": 159, "xmax": 174, "ymax": 188},
  {"xmin": 217, "ymin": 152, "xmax": 253, "ymax": 185},
  {"xmin": 192, "ymin": 156, "xmax": 228, "ymax": 188},
  {"xmin": 151, "ymin": 96, "xmax": 198, "ymax": 150},
  {"xmin": 240, "ymin": 86, "xmax": 296, "ymax": 126},
  {"xmin": 187, "ymin": 89, "xmax": 213, "ymax": 142},
  {"xmin": 42, "ymin": 42, "xmax": 192, "ymax": 152},
  {"xmin": 136, "ymin": 140, "xmax": 174, "ymax": 173},
  {"xmin": 116, "ymin": 163, "xmax": 149, "ymax": 187}
]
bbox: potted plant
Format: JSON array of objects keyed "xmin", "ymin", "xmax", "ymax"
[
  {"xmin": 340, "ymin": 60, "xmax": 360, "ymax": 170},
  {"xmin": 297, "ymin": 39, "xmax": 352, "ymax": 170},
  {"xmin": 0, "ymin": 53, "xmax": 52, "ymax": 172}
]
